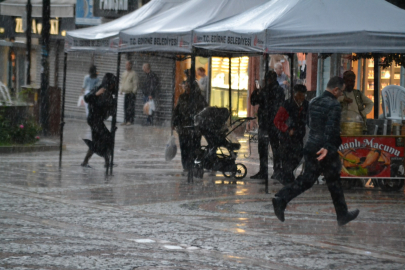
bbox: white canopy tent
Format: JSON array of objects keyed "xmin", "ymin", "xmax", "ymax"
[
  {"xmin": 193, "ymin": 0, "xmax": 405, "ymax": 54},
  {"xmin": 118, "ymin": 0, "xmax": 269, "ymax": 53},
  {"xmin": 65, "ymin": 0, "xmax": 189, "ymax": 52}
]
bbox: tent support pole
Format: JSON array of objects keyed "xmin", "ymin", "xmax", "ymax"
[
  {"xmin": 229, "ymin": 55, "xmax": 232, "ymax": 125},
  {"xmin": 188, "ymin": 49, "xmax": 196, "ymax": 183},
  {"xmin": 109, "ymin": 52, "xmax": 121, "ymax": 175},
  {"xmin": 170, "ymin": 55, "xmax": 176, "ymax": 136},
  {"xmin": 58, "ymin": 52, "xmax": 67, "ymax": 169},
  {"xmin": 373, "ymin": 54, "xmax": 380, "ymax": 119},
  {"xmin": 264, "ymin": 53, "xmax": 269, "ymax": 193},
  {"xmin": 289, "ymin": 53, "xmax": 294, "ymax": 101}
]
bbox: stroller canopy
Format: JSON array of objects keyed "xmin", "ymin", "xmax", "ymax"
[{"xmin": 195, "ymin": 107, "xmax": 229, "ymax": 131}]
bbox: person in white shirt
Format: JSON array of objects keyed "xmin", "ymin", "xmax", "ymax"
[
  {"xmin": 197, "ymin": 67, "xmax": 209, "ymax": 100},
  {"xmin": 120, "ymin": 61, "xmax": 139, "ymax": 126},
  {"xmin": 82, "ymin": 65, "xmax": 100, "ymax": 117},
  {"xmin": 338, "ymin": 70, "xmax": 374, "ymax": 132},
  {"xmin": 275, "ymin": 62, "xmax": 290, "ymax": 99}
]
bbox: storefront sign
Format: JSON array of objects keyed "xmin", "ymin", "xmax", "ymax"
[
  {"xmin": 339, "ymin": 136, "xmax": 405, "ymax": 178},
  {"xmin": 15, "ymin": 18, "xmax": 59, "ymax": 35},
  {"xmin": 119, "ymin": 33, "xmax": 191, "ymax": 53},
  {"xmin": 76, "ymin": 0, "xmax": 102, "ymax": 25},
  {"xmin": 93, "ymin": 0, "xmax": 138, "ymax": 18},
  {"xmin": 193, "ymin": 33, "xmax": 265, "ymax": 51}
]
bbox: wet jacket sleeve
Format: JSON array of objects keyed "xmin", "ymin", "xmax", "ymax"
[
  {"xmin": 361, "ymin": 92, "xmax": 374, "ymax": 116},
  {"xmin": 277, "ymin": 87, "xmax": 285, "ymax": 109},
  {"xmin": 323, "ymin": 102, "xmax": 342, "ymax": 153},
  {"xmin": 274, "ymin": 106, "xmax": 290, "ymax": 132},
  {"xmin": 83, "ymin": 88, "xmax": 98, "ymax": 104},
  {"xmin": 250, "ymin": 89, "xmax": 260, "ymax": 106},
  {"xmin": 172, "ymin": 104, "xmax": 180, "ymax": 128}
]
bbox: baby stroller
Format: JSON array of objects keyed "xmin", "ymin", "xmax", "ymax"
[{"xmin": 192, "ymin": 106, "xmax": 255, "ymax": 179}]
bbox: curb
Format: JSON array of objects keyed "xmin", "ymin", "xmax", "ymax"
[{"xmin": 0, "ymin": 145, "xmax": 66, "ymax": 154}]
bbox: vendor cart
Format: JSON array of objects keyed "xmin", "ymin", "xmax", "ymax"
[{"xmin": 339, "ymin": 135, "xmax": 405, "ymax": 191}]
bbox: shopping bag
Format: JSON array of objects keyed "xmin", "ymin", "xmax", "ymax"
[
  {"xmin": 77, "ymin": 95, "xmax": 85, "ymax": 107},
  {"xmin": 149, "ymin": 100, "xmax": 156, "ymax": 115},
  {"xmin": 143, "ymin": 102, "xmax": 150, "ymax": 115},
  {"xmin": 165, "ymin": 135, "xmax": 177, "ymax": 161}
]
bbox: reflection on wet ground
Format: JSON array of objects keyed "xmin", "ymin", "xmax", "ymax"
[{"xmin": 1, "ymin": 119, "xmax": 405, "ymax": 269}]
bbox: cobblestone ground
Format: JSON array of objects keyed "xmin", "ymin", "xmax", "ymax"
[{"xmin": 1, "ymin": 119, "xmax": 405, "ymax": 270}]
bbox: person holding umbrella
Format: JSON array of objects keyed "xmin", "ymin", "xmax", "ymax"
[{"xmin": 81, "ymin": 73, "xmax": 117, "ymax": 168}]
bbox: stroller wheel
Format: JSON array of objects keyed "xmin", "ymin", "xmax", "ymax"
[
  {"xmin": 234, "ymin": 163, "xmax": 247, "ymax": 179},
  {"xmin": 222, "ymin": 171, "xmax": 233, "ymax": 178}
]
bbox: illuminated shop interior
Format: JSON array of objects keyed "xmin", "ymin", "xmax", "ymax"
[{"xmin": 210, "ymin": 56, "xmax": 249, "ymax": 118}]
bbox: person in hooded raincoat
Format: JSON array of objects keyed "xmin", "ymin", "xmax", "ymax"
[
  {"xmin": 81, "ymin": 73, "xmax": 116, "ymax": 168},
  {"xmin": 173, "ymin": 79, "xmax": 208, "ymax": 171},
  {"xmin": 250, "ymin": 70, "xmax": 285, "ymax": 180}
]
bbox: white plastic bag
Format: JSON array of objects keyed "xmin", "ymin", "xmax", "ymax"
[
  {"xmin": 149, "ymin": 99, "xmax": 156, "ymax": 115},
  {"xmin": 143, "ymin": 102, "xmax": 150, "ymax": 115},
  {"xmin": 77, "ymin": 95, "xmax": 85, "ymax": 107},
  {"xmin": 165, "ymin": 135, "xmax": 177, "ymax": 161}
]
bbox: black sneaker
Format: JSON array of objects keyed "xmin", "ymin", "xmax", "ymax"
[
  {"xmin": 337, "ymin": 209, "xmax": 360, "ymax": 226},
  {"xmin": 271, "ymin": 170, "xmax": 282, "ymax": 180},
  {"xmin": 272, "ymin": 197, "xmax": 286, "ymax": 222},
  {"xmin": 250, "ymin": 172, "xmax": 265, "ymax": 179},
  {"xmin": 80, "ymin": 163, "xmax": 92, "ymax": 168}
]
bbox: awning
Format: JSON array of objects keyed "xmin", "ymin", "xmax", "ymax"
[
  {"xmin": 194, "ymin": 0, "xmax": 405, "ymax": 54},
  {"xmin": 0, "ymin": 0, "xmax": 76, "ymax": 18},
  {"xmin": 65, "ymin": 0, "xmax": 188, "ymax": 52},
  {"xmin": 118, "ymin": 0, "xmax": 269, "ymax": 54}
]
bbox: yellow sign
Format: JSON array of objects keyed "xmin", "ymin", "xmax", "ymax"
[{"xmin": 15, "ymin": 18, "xmax": 59, "ymax": 35}]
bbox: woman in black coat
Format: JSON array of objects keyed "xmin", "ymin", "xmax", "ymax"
[
  {"xmin": 173, "ymin": 80, "xmax": 207, "ymax": 171},
  {"xmin": 81, "ymin": 73, "xmax": 116, "ymax": 168}
]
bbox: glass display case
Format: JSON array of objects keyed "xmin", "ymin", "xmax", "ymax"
[
  {"xmin": 364, "ymin": 59, "xmax": 402, "ymax": 118},
  {"xmin": 210, "ymin": 57, "xmax": 249, "ymax": 118}
]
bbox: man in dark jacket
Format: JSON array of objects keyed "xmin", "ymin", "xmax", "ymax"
[
  {"xmin": 272, "ymin": 76, "xmax": 360, "ymax": 226},
  {"xmin": 142, "ymin": 63, "xmax": 159, "ymax": 125},
  {"xmin": 250, "ymin": 70, "xmax": 285, "ymax": 180},
  {"xmin": 173, "ymin": 80, "xmax": 208, "ymax": 171},
  {"xmin": 274, "ymin": 84, "xmax": 309, "ymax": 184}
]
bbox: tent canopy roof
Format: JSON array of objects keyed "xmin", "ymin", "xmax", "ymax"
[
  {"xmin": 67, "ymin": 0, "xmax": 188, "ymax": 41},
  {"xmin": 194, "ymin": 0, "xmax": 405, "ymax": 53},
  {"xmin": 65, "ymin": 0, "xmax": 188, "ymax": 52},
  {"xmin": 118, "ymin": 0, "xmax": 269, "ymax": 53}
]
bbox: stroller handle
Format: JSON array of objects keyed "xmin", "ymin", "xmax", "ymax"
[
  {"xmin": 226, "ymin": 117, "xmax": 256, "ymax": 136},
  {"xmin": 232, "ymin": 117, "xmax": 256, "ymax": 124}
]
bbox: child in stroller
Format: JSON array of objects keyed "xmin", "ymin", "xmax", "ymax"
[{"xmin": 192, "ymin": 106, "xmax": 255, "ymax": 179}]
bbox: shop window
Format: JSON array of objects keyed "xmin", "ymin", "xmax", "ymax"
[{"xmin": 210, "ymin": 56, "xmax": 249, "ymax": 119}]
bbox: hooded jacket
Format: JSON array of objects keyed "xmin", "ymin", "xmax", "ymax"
[
  {"xmin": 250, "ymin": 81, "xmax": 285, "ymax": 130},
  {"xmin": 306, "ymin": 91, "xmax": 342, "ymax": 154}
]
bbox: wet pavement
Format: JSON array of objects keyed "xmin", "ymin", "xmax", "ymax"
[{"xmin": 1, "ymin": 119, "xmax": 405, "ymax": 269}]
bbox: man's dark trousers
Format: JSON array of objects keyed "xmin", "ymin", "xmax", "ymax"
[
  {"xmin": 124, "ymin": 93, "xmax": 136, "ymax": 124},
  {"xmin": 258, "ymin": 126, "xmax": 282, "ymax": 177},
  {"xmin": 275, "ymin": 143, "xmax": 348, "ymax": 218}
]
